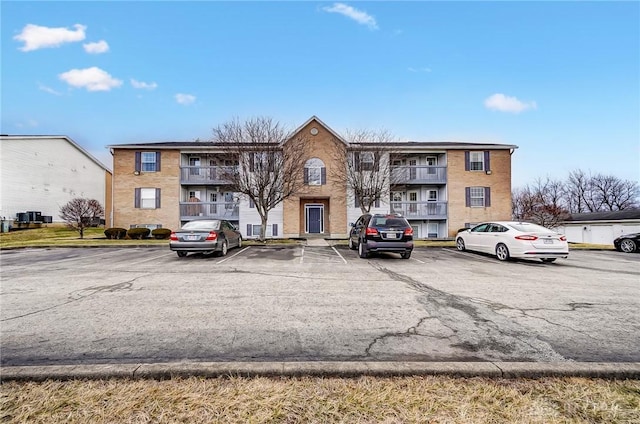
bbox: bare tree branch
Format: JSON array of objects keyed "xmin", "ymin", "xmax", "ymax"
[{"xmin": 212, "ymin": 116, "xmax": 310, "ymax": 241}]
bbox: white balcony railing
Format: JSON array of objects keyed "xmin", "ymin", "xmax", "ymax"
[
  {"xmin": 179, "ymin": 201, "xmax": 239, "ymax": 220},
  {"xmin": 389, "ymin": 201, "xmax": 447, "ymax": 219},
  {"xmin": 391, "ymin": 166, "xmax": 447, "ymax": 184},
  {"xmin": 180, "ymin": 166, "xmax": 237, "ymax": 184}
]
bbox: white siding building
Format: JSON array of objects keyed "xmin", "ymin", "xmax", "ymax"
[{"xmin": 0, "ymin": 135, "xmax": 112, "ymax": 226}]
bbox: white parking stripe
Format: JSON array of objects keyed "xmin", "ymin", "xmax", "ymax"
[
  {"xmin": 216, "ymin": 246, "xmax": 251, "ymax": 264},
  {"xmin": 300, "ymin": 246, "xmax": 305, "ymax": 264},
  {"xmin": 331, "ymin": 246, "xmax": 348, "ymax": 264},
  {"xmin": 48, "ymin": 249, "xmax": 124, "ymax": 264},
  {"xmin": 411, "ymin": 257, "xmax": 425, "ymax": 264},
  {"xmin": 127, "ymin": 251, "xmax": 175, "ymax": 266}
]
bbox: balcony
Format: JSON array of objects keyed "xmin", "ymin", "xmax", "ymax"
[
  {"xmin": 179, "ymin": 202, "xmax": 239, "ymax": 221},
  {"xmin": 390, "ymin": 201, "xmax": 448, "ymax": 220},
  {"xmin": 180, "ymin": 166, "xmax": 237, "ymax": 184},
  {"xmin": 391, "ymin": 166, "xmax": 447, "ymax": 184}
]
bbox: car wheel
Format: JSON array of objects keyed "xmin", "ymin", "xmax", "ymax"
[
  {"xmin": 358, "ymin": 241, "xmax": 369, "ymax": 258},
  {"xmin": 456, "ymin": 238, "xmax": 466, "ymax": 251},
  {"xmin": 620, "ymin": 239, "xmax": 637, "ymax": 253},
  {"xmin": 218, "ymin": 240, "xmax": 228, "ymax": 257},
  {"xmin": 237, "ymin": 236, "xmax": 242, "ymax": 248},
  {"xmin": 176, "ymin": 251, "xmax": 187, "ymax": 258},
  {"xmin": 495, "ymin": 243, "xmax": 510, "ymax": 261},
  {"xmin": 541, "ymin": 258, "xmax": 556, "ymax": 263},
  {"xmin": 348, "ymin": 238, "xmax": 356, "ymax": 250},
  {"xmin": 401, "ymin": 251, "xmax": 411, "ymax": 259}
]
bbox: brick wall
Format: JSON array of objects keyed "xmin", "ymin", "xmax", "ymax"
[
  {"xmin": 447, "ymin": 149, "xmax": 513, "ymax": 236},
  {"xmin": 112, "ymin": 149, "xmax": 181, "ymax": 230}
]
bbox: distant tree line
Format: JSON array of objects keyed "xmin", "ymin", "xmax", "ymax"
[{"xmin": 512, "ymin": 170, "xmax": 639, "ymax": 228}]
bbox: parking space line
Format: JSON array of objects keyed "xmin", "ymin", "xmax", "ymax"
[
  {"xmin": 127, "ymin": 251, "xmax": 175, "ymax": 266},
  {"xmin": 411, "ymin": 257, "xmax": 425, "ymax": 264},
  {"xmin": 216, "ymin": 246, "xmax": 251, "ymax": 264},
  {"xmin": 331, "ymin": 246, "xmax": 348, "ymax": 264},
  {"xmin": 300, "ymin": 246, "xmax": 305, "ymax": 264}
]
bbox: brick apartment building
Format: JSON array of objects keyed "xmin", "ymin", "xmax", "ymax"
[{"xmin": 108, "ymin": 116, "xmax": 517, "ymax": 239}]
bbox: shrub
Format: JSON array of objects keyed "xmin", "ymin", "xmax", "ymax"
[
  {"xmin": 127, "ymin": 227, "xmax": 151, "ymax": 240},
  {"xmin": 105, "ymin": 227, "xmax": 128, "ymax": 239},
  {"xmin": 151, "ymin": 228, "xmax": 172, "ymax": 239}
]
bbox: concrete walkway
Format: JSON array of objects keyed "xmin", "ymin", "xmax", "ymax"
[{"xmin": 305, "ymin": 238, "xmax": 330, "ymax": 246}]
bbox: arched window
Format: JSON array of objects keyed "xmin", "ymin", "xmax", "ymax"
[{"xmin": 304, "ymin": 158, "xmax": 326, "ymax": 186}]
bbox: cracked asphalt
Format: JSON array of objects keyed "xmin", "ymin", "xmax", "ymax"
[{"xmin": 1, "ymin": 245, "xmax": 638, "ymax": 366}]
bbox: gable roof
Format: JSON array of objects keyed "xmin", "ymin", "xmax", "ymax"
[{"xmin": 287, "ymin": 115, "xmax": 348, "ymax": 145}]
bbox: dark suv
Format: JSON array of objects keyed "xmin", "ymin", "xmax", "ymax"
[{"xmin": 349, "ymin": 213, "xmax": 414, "ymax": 259}]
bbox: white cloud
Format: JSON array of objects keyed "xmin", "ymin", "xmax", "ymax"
[
  {"xmin": 408, "ymin": 67, "xmax": 432, "ymax": 73},
  {"xmin": 322, "ymin": 3, "xmax": 378, "ymax": 30},
  {"xmin": 16, "ymin": 119, "xmax": 39, "ymax": 128},
  {"xmin": 83, "ymin": 40, "xmax": 109, "ymax": 54},
  {"xmin": 14, "ymin": 23, "xmax": 86, "ymax": 52},
  {"xmin": 484, "ymin": 93, "xmax": 537, "ymax": 113},
  {"xmin": 38, "ymin": 83, "xmax": 62, "ymax": 96},
  {"xmin": 175, "ymin": 93, "xmax": 196, "ymax": 105},
  {"xmin": 58, "ymin": 67, "xmax": 123, "ymax": 91},
  {"xmin": 131, "ymin": 79, "xmax": 158, "ymax": 90}
]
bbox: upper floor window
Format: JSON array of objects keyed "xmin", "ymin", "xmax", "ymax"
[
  {"xmin": 304, "ymin": 158, "xmax": 326, "ymax": 185},
  {"xmin": 135, "ymin": 151, "xmax": 161, "ymax": 172},
  {"xmin": 353, "ymin": 151, "xmax": 379, "ymax": 172},
  {"xmin": 464, "ymin": 151, "xmax": 490, "ymax": 172}
]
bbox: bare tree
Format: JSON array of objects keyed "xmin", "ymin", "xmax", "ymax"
[
  {"xmin": 330, "ymin": 129, "xmax": 398, "ymax": 214},
  {"xmin": 59, "ymin": 198, "xmax": 104, "ymax": 239},
  {"xmin": 212, "ymin": 116, "xmax": 310, "ymax": 241},
  {"xmin": 511, "ymin": 177, "xmax": 570, "ymax": 228},
  {"xmin": 564, "ymin": 170, "xmax": 639, "ymax": 212}
]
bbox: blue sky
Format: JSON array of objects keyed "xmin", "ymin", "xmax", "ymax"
[{"xmin": 2, "ymin": 1, "xmax": 639, "ymax": 188}]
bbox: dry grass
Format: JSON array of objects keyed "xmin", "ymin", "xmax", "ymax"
[
  {"xmin": 0, "ymin": 227, "xmax": 167, "ymax": 249},
  {"xmin": 2, "ymin": 376, "xmax": 639, "ymax": 423}
]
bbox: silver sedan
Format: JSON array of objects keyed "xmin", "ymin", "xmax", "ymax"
[
  {"xmin": 170, "ymin": 219, "xmax": 242, "ymax": 257},
  {"xmin": 456, "ymin": 221, "xmax": 569, "ymax": 262}
]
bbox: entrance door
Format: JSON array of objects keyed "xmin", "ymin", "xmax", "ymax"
[{"xmin": 305, "ymin": 205, "xmax": 324, "ymax": 234}]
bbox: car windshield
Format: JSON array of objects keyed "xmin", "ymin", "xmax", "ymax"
[
  {"xmin": 508, "ymin": 222, "xmax": 555, "ymax": 234},
  {"xmin": 181, "ymin": 220, "xmax": 220, "ymax": 231}
]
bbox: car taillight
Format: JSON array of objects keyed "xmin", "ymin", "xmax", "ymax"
[
  {"xmin": 559, "ymin": 235, "xmax": 567, "ymax": 241},
  {"xmin": 365, "ymin": 227, "xmax": 378, "ymax": 236},
  {"xmin": 170, "ymin": 232, "xmax": 178, "ymax": 241},
  {"xmin": 404, "ymin": 227, "xmax": 413, "ymax": 236},
  {"xmin": 206, "ymin": 231, "xmax": 218, "ymax": 241},
  {"xmin": 515, "ymin": 235, "xmax": 538, "ymax": 241}
]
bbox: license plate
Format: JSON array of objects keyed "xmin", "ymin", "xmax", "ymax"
[
  {"xmin": 385, "ymin": 233, "xmax": 397, "ymax": 239},
  {"xmin": 186, "ymin": 235, "xmax": 199, "ymax": 241},
  {"xmin": 543, "ymin": 239, "xmax": 553, "ymax": 244}
]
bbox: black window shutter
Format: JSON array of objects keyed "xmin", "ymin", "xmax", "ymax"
[
  {"xmin": 249, "ymin": 153, "xmax": 255, "ymax": 172},
  {"xmin": 134, "ymin": 188, "xmax": 141, "ymax": 208},
  {"xmin": 374, "ymin": 152, "xmax": 380, "ymax": 171},
  {"xmin": 321, "ymin": 167, "xmax": 326, "ymax": 184},
  {"xmin": 135, "ymin": 152, "xmax": 142, "ymax": 172},
  {"xmin": 484, "ymin": 151, "xmax": 490, "ymax": 172},
  {"xmin": 354, "ymin": 152, "xmax": 360, "ymax": 172},
  {"xmin": 355, "ymin": 195, "xmax": 360, "ymax": 208},
  {"xmin": 464, "ymin": 151, "xmax": 470, "ymax": 171},
  {"xmin": 272, "ymin": 224, "xmax": 278, "ymax": 236},
  {"xmin": 465, "ymin": 187, "xmax": 471, "ymax": 207},
  {"xmin": 155, "ymin": 188, "xmax": 161, "ymax": 208},
  {"xmin": 375, "ymin": 197, "xmax": 380, "ymax": 208},
  {"xmin": 485, "ymin": 187, "xmax": 491, "ymax": 207},
  {"xmin": 156, "ymin": 152, "xmax": 161, "ymax": 171},
  {"xmin": 304, "ymin": 168, "xmax": 309, "ymax": 184},
  {"xmin": 249, "ymin": 198, "xmax": 255, "ymax": 208},
  {"xmin": 246, "ymin": 224, "xmax": 252, "ymax": 236}
]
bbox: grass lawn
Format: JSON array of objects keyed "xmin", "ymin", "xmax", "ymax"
[{"xmin": 1, "ymin": 376, "xmax": 638, "ymax": 423}]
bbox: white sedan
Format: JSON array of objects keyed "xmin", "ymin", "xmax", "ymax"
[{"xmin": 455, "ymin": 221, "xmax": 569, "ymax": 263}]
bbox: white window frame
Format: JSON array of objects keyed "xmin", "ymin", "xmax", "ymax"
[
  {"xmin": 469, "ymin": 186, "xmax": 485, "ymax": 207},
  {"xmin": 469, "ymin": 152, "xmax": 484, "ymax": 171},
  {"xmin": 140, "ymin": 188, "xmax": 157, "ymax": 209},
  {"xmin": 305, "ymin": 158, "xmax": 325, "ymax": 186},
  {"xmin": 141, "ymin": 152, "xmax": 158, "ymax": 172}
]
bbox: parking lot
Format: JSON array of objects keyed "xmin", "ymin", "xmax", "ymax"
[{"xmin": 1, "ymin": 245, "xmax": 638, "ymax": 366}]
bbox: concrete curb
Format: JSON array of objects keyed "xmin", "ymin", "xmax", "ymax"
[{"xmin": 2, "ymin": 362, "xmax": 639, "ymax": 382}]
